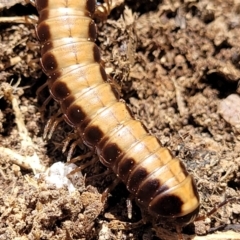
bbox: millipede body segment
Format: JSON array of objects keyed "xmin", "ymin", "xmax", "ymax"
[{"xmin": 35, "ymin": 0, "xmax": 200, "ymax": 226}]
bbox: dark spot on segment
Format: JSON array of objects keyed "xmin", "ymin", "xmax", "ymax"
[
  {"xmin": 61, "ymin": 96, "xmax": 75, "ymax": 113},
  {"xmin": 125, "ymin": 105, "xmax": 135, "ymax": 118},
  {"xmin": 140, "ymin": 121, "xmax": 149, "ymax": 133},
  {"xmin": 155, "ymin": 138, "xmax": 162, "ymax": 147},
  {"xmin": 110, "ymin": 84, "xmax": 120, "ymax": 100},
  {"xmin": 93, "ymin": 45, "xmax": 101, "ymax": 63},
  {"xmin": 117, "ymin": 158, "xmax": 135, "ymax": 180},
  {"xmin": 87, "ymin": 0, "xmax": 96, "ymax": 15},
  {"xmin": 97, "ymin": 134, "xmax": 109, "ymax": 151},
  {"xmin": 37, "ymin": 22, "xmax": 51, "ymax": 42},
  {"xmin": 41, "ymin": 41, "xmax": 54, "ymax": 55},
  {"xmin": 127, "ymin": 167, "xmax": 148, "ymax": 193},
  {"xmin": 89, "ymin": 21, "xmax": 97, "ymax": 40},
  {"xmin": 35, "ymin": 0, "xmax": 48, "ymax": 12},
  {"xmin": 155, "ymin": 184, "xmax": 169, "ymax": 195},
  {"xmin": 42, "ymin": 52, "xmax": 58, "ymax": 72},
  {"xmin": 79, "ymin": 118, "xmax": 93, "ymax": 133},
  {"xmin": 84, "ymin": 125, "xmax": 104, "ymax": 145},
  {"xmin": 174, "ymin": 206, "xmax": 200, "ymax": 226},
  {"xmin": 100, "ymin": 66, "xmax": 108, "ymax": 81},
  {"xmin": 51, "ymin": 81, "xmax": 71, "ymax": 101},
  {"xmin": 102, "ymin": 143, "xmax": 121, "ymax": 164},
  {"xmin": 66, "ymin": 104, "xmax": 87, "ymax": 126},
  {"xmin": 179, "ymin": 161, "xmax": 188, "ymax": 177},
  {"xmin": 47, "ymin": 71, "xmax": 62, "ymax": 88},
  {"xmin": 136, "ymin": 179, "xmax": 161, "ymax": 206},
  {"xmin": 38, "ymin": 9, "xmax": 49, "ymax": 23},
  {"xmin": 149, "ymin": 194, "xmax": 183, "ymax": 217}
]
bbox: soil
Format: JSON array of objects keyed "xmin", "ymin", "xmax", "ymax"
[{"xmin": 0, "ymin": 0, "xmax": 240, "ymax": 239}]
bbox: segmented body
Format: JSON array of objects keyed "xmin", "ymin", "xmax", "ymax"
[{"xmin": 35, "ymin": 0, "xmax": 200, "ymax": 226}]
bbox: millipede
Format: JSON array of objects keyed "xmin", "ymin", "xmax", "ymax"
[{"xmin": 23, "ymin": 0, "xmax": 234, "ymax": 238}]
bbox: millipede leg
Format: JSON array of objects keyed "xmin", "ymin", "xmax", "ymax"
[
  {"xmin": 86, "ymin": 168, "xmax": 112, "ymax": 183},
  {"xmin": 101, "ymin": 178, "xmax": 120, "ymax": 202},
  {"xmin": 66, "ymin": 139, "xmax": 84, "ymax": 162},
  {"xmin": 176, "ymin": 226, "xmax": 184, "ymax": 240},
  {"xmin": 95, "ymin": 0, "xmax": 112, "ymax": 19},
  {"xmin": 36, "ymin": 82, "xmax": 48, "ymax": 96},
  {"xmin": 62, "ymin": 132, "xmax": 78, "ymax": 153},
  {"xmin": 108, "ymin": 75, "xmax": 121, "ymax": 99},
  {"xmin": 25, "ymin": 15, "xmax": 38, "ymax": 24},
  {"xmin": 67, "ymin": 156, "xmax": 98, "ymax": 175},
  {"xmin": 0, "ymin": 15, "xmax": 38, "ymax": 24},
  {"xmin": 107, "ymin": 219, "xmax": 144, "ymax": 230},
  {"xmin": 104, "ymin": 0, "xmax": 112, "ymax": 15},
  {"xmin": 195, "ymin": 197, "xmax": 237, "ymax": 222},
  {"xmin": 25, "ymin": 0, "xmax": 36, "ymax": 7},
  {"xmin": 27, "ymin": 58, "xmax": 40, "ymax": 70},
  {"xmin": 47, "ymin": 116, "xmax": 64, "ymax": 139},
  {"xmin": 95, "ymin": 0, "xmax": 123, "ymax": 20},
  {"xmin": 68, "ymin": 151, "xmax": 93, "ymax": 164},
  {"xmin": 39, "ymin": 95, "xmax": 52, "ymax": 114},
  {"xmin": 43, "ymin": 111, "xmax": 62, "ymax": 139}
]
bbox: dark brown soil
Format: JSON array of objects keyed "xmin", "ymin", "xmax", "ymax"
[{"xmin": 0, "ymin": 0, "xmax": 240, "ymax": 239}]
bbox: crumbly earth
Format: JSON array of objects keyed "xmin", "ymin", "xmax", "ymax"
[{"xmin": 0, "ymin": 0, "xmax": 240, "ymax": 239}]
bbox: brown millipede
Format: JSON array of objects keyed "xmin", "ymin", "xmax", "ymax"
[{"xmin": 35, "ymin": 0, "xmax": 200, "ymax": 233}]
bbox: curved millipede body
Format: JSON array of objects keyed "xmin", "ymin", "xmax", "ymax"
[{"xmin": 35, "ymin": 0, "xmax": 200, "ymax": 227}]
